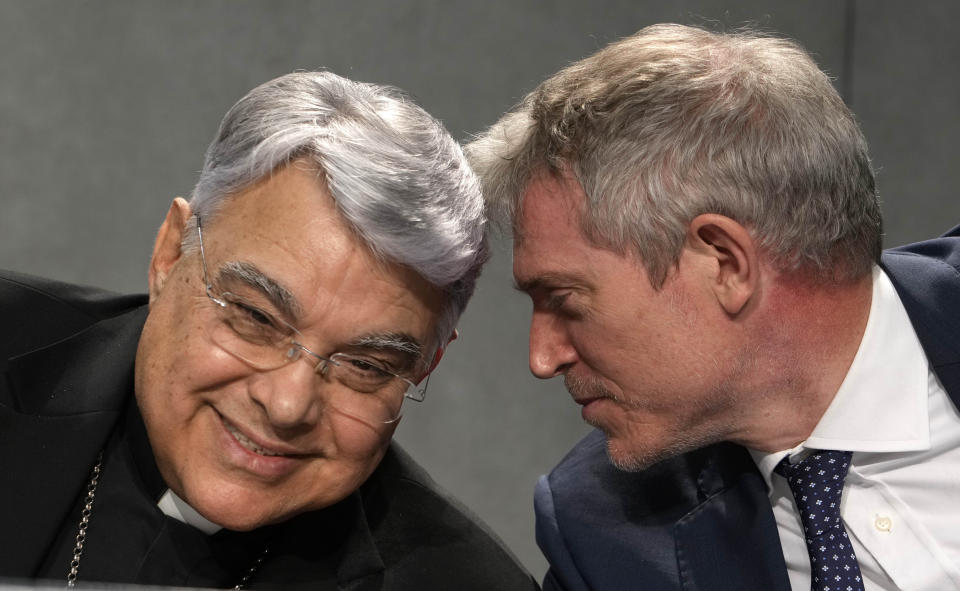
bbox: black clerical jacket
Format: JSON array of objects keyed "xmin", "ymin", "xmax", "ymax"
[{"xmin": 0, "ymin": 271, "xmax": 538, "ymax": 590}]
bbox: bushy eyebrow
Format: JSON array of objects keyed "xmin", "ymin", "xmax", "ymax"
[
  {"xmin": 217, "ymin": 261, "xmax": 302, "ymax": 320},
  {"xmin": 217, "ymin": 263, "xmax": 426, "ymax": 369},
  {"xmin": 514, "ymin": 272, "xmax": 581, "ymax": 294},
  {"xmin": 350, "ymin": 332, "xmax": 424, "ymax": 371},
  {"xmin": 513, "ymin": 278, "xmax": 541, "ymax": 294}
]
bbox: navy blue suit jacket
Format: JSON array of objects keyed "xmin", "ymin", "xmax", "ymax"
[{"xmin": 534, "ymin": 227, "xmax": 960, "ymax": 591}]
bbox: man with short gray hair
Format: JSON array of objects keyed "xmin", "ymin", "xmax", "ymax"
[
  {"xmin": 0, "ymin": 71, "xmax": 537, "ymax": 590},
  {"xmin": 468, "ymin": 24, "xmax": 960, "ymax": 590}
]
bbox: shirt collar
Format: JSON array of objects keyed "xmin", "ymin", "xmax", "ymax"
[
  {"xmin": 157, "ymin": 489, "xmax": 223, "ymax": 535},
  {"xmin": 749, "ymin": 266, "xmax": 930, "ymax": 491}
]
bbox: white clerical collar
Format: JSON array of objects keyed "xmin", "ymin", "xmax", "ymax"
[
  {"xmin": 157, "ymin": 489, "xmax": 222, "ymax": 535},
  {"xmin": 750, "ymin": 266, "xmax": 930, "ymax": 491}
]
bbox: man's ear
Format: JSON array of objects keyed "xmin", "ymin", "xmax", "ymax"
[
  {"xmin": 686, "ymin": 214, "xmax": 759, "ymax": 316},
  {"xmin": 148, "ymin": 198, "xmax": 192, "ymax": 303}
]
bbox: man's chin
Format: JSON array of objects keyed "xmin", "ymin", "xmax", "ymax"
[
  {"xmin": 604, "ymin": 441, "xmax": 664, "ymax": 472},
  {"xmin": 601, "ymin": 432, "xmax": 697, "ymax": 473},
  {"xmin": 199, "ymin": 504, "xmax": 287, "ymax": 532},
  {"xmin": 177, "ymin": 484, "xmax": 290, "ymax": 532}
]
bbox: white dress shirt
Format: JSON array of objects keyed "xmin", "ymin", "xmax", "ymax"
[{"xmin": 749, "ymin": 267, "xmax": 960, "ymax": 591}]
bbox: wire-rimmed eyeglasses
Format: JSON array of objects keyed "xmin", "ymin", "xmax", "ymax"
[{"xmin": 194, "ymin": 214, "xmax": 427, "ymax": 426}]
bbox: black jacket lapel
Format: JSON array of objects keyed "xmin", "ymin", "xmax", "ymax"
[{"xmin": 0, "ymin": 306, "xmax": 147, "ymax": 576}]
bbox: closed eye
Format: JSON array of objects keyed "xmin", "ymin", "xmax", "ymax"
[
  {"xmin": 225, "ymin": 295, "xmax": 280, "ymax": 327},
  {"xmin": 236, "ymin": 301, "xmax": 276, "ymax": 326},
  {"xmin": 219, "ymin": 292, "xmax": 294, "ymax": 343},
  {"xmin": 344, "ymin": 356, "xmax": 393, "ymax": 378},
  {"xmin": 540, "ymin": 291, "xmax": 586, "ymax": 320},
  {"xmin": 545, "ymin": 292, "xmax": 571, "ymax": 312}
]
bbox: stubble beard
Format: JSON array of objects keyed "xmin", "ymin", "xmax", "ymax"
[{"xmin": 563, "ymin": 372, "xmax": 733, "ymax": 473}]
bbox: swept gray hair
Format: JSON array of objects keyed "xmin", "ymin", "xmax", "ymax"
[
  {"xmin": 185, "ymin": 71, "xmax": 487, "ymax": 348},
  {"xmin": 467, "ymin": 24, "xmax": 881, "ymax": 286}
]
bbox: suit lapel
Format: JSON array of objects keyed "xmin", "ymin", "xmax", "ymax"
[
  {"xmin": 0, "ymin": 306, "xmax": 147, "ymax": 576},
  {"xmin": 673, "ymin": 444, "xmax": 791, "ymax": 591}
]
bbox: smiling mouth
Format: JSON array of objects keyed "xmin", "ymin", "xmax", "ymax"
[{"xmin": 223, "ymin": 421, "xmax": 286, "ymax": 457}]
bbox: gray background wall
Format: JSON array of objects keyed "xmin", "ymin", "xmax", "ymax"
[{"xmin": 1, "ymin": 0, "xmax": 957, "ymax": 579}]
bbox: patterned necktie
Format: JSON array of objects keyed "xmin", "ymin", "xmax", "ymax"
[{"xmin": 774, "ymin": 450, "xmax": 864, "ymax": 591}]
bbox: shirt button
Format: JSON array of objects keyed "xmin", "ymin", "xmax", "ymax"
[{"xmin": 874, "ymin": 515, "xmax": 893, "ymax": 533}]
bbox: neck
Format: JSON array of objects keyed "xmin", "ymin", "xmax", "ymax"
[{"xmin": 732, "ymin": 270, "xmax": 874, "ymax": 452}]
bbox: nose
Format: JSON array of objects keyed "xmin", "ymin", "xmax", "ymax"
[
  {"xmin": 249, "ymin": 357, "xmax": 320, "ymax": 431},
  {"xmin": 528, "ymin": 309, "xmax": 578, "ymax": 379}
]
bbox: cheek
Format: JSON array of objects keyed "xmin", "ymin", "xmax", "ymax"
[
  {"xmin": 146, "ymin": 304, "xmax": 251, "ymax": 389},
  {"xmin": 567, "ymin": 313, "xmax": 694, "ymax": 395},
  {"xmin": 297, "ymin": 416, "xmax": 393, "ymax": 512},
  {"xmin": 566, "ymin": 312, "xmax": 647, "ymax": 368},
  {"xmin": 136, "ymin": 305, "xmax": 252, "ymax": 446},
  {"xmin": 326, "ymin": 409, "xmax": 397, "ymax": 459}
]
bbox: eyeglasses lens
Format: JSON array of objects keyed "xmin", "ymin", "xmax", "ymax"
[{"xmin": 205, "ymin": 298, "xmax": 407, "ymax": 425}]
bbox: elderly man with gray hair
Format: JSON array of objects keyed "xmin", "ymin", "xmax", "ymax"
[
  {"xmin": 0, "ymin": 71, "xmax": 537, "ymax": 590},
  {"xmin": 468, "ymin": 24, "xmax": 960, "ymax": 591}
]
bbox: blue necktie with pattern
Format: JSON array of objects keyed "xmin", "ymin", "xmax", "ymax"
[{"xmin": 775, "ymin": 450, "xmax": 865, "ymax": 591}]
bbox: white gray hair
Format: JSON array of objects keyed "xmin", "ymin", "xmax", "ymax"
[
  {"xmin": 467, "ymin": 24, "xmax": 881, "ymax": 286},
  {"xmin": 185, "ymin": 71, "xmax": 488, "ymax": 347}
]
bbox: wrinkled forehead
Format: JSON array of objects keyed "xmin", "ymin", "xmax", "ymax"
[{"xmin": 197, "ymin": 163, "xmax": 444, "ymax": 355}]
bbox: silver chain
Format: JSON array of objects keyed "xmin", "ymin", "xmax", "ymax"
[
  {"xmin": 65, "ymin": 450, "xmax": 267, "ymax": 589},
  {"xmin": 67, "ymin": 451, "xmax": 103, "ymax": 587},
  {"xmin": 233, "ymin": 547, "xmax": 270, "ymax": 590}
]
